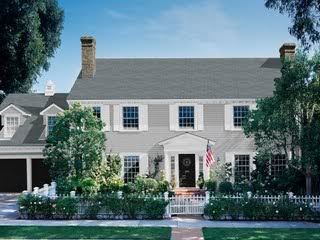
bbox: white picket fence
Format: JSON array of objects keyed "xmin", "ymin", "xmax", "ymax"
[{"xmin": 24, "ymin": 183, "xmax": 320, "ymax": 217}]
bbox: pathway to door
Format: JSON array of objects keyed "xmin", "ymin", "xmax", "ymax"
[{"xmin": 171, "ymin": 227, "xmax": 203, "ymax": 240}]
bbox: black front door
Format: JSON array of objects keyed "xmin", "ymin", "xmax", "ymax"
[{"xmin": 179, "ymin": 154, "xmax": 195, "ymax": 187}]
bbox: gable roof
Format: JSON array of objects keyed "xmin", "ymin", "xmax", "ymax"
[
  {"xmin": 68, "ymin": 58, "xmax": 281, "ymax": 100},
  {"xmin": 0, "ymin": 93, "xmax": 68, "ymax": 146},
  {"xmin": 0, "ymin": 104, "xmax": 31, "ymax": 116}
]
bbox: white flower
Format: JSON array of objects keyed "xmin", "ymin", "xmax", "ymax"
[
  {"xmin": 276, "ymin": 210, "xmax": 279, "ymax": 214},
  {"xmin": 300, "ymin": 207, "xmax": 302, "ymax": 211}
]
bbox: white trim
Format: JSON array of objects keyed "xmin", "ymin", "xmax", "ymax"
[
  {"xmin": 225, "ymin": 103, "xmax": 255, "ymax": 131},
  {"xmin": 0, "ymin": 104, "xmax": 31, "ymax": 116},
  {"xmin": 68, "ymin": 98, "xmax": 257, "ymax": 105},
  {"xmin": 3, "ymin": 114, "xmax": 20, "ymax": 138},
  {"xmin": 0, "ymin": 146, "xmax": 44, "ymax": 153},
  {"xmin": 40, "ymin": 104, "xmax": 64, "ymax": 116}
]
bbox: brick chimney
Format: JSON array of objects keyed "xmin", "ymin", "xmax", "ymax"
[
  {"xmin": 80, "ymin": 36, "xmax": 96, "ymax": 78},
  {"xmin": 279, "ymin": 43, "xmax": 296, "ymax": 60}
]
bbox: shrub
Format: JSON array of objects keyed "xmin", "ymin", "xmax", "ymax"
[
  {"xmin": 218, "ymin": 181, "xmax": 233, "ymax": 194},
  {"xmin": 54, "ymin": 197, "xmax": 78, "ymax": 219},
  {"xmin": 144, "ymin": 198, "xmax": 168, "ymax": 219},
  {"xmin": 100, "ymin": 176, "xmax": 124, "ymax": 193},
  {"xmin": 204, "ymin": 179, "xmax": 217, "ymax": 192},
  {"xmin": 204, "ymin": 195, "xmax": 317, "ymax": 220},
  {"xmin": 18, "ymin": 194, "xmax": 52, "ymax": 219}
]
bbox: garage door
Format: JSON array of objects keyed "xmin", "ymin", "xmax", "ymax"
[
  {"xmin": 32, "ymin": 159, "xmax": 51, "ymax": 188},
  {"xmin": 0, "ymin": 159, "xmax": 26, "ymax": 192}
]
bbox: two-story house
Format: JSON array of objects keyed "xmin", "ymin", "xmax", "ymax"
[{"xmin": 0, "ymin": 36, "xmax": 296, "ymax": 192}]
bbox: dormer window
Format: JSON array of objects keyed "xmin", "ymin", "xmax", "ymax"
[
  {"xmin": 47, "ymin": 116, "xmax": 57, "ymax": 135},
  {"xmin": 5, "ymin": 116, "xmax": 19, "ymax": 138},
  {"xmin": 93, "ymin": 106, "xmax": 101, "ymax": 119}
]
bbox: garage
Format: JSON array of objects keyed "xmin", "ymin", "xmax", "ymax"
[
  {"xmin": 0, "ymin": 159, "xmax": 26, "ymax": 192},
  {"xmin": 32, "ymin": 159, "xmax": 51, "ymax": 188}
]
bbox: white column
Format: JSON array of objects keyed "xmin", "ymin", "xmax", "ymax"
[
  {"xmin": 26, "ymin": 157, "xmax": 32, "ymax": 192},
  {"xmin": 164, "ymin": 153, "xmax": 170, "ymax": 182}
]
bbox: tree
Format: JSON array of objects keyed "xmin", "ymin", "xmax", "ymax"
[
  {"xmin": 244, "ymin": 51, "xmax": 320, "ymax": 195},
  {"xmin": 43, "ymin": 103, "xmax": 106, "ymax": 193},
  {"xmin": 0, "ymin": 0, "xmax": 64, "ymax": 95},
  {"xmin": 265, "ymin": 0, "xmax": 320, "ymax": 49}
]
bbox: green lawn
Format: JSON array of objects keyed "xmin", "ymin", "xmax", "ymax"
[
  {"xmin": 203, "ymin": 228, "xmax": 320, "ymax": 240},
  {"xmin": 0, "ymin": 226, "xmax": 171, "ymax": 239}
]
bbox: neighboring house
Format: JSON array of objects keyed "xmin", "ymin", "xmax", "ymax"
[
  {"xmin": 0, "ymin": 83, "xmax": 68, "ymax": 192},
  {"xmin": 0, "ymin": 36, "xmax": 295, "ymax": 192}
]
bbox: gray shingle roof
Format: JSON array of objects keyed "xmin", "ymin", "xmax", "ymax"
[
  {"xmin": 68, "ymin": 58, "xmax": 281, "ymax": 100},
  {"xmin": 0, "ymin": 93, "xmax": 68, "ymax": 146}
]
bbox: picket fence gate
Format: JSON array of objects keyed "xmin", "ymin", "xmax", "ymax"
[{"xmin": 167, "ymin": 193, "xmax": 209, "ymax": 216}]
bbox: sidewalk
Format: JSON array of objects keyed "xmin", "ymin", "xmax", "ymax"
[{"xmin": 0, "ymin": 216, "xmax": 319, "ymax": 228}]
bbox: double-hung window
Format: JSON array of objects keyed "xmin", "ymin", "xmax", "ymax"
[
  {"xmin": 233, "ymin": 106, "xmax": 249, "ymax": 127},
  {"xmin": 47, "ymin": 116, "xmax": 57, "ymax": 135},
  {"xmin": 271, "ymin": 154, "xmax": 287, "ymax": 177},
  {"xmin": 123, "ymin": 156, "xmax": 140, "ymax": 183},
  {"xmin": 93, "ymin": 106, "xmax": 101, "ymax": 119},
  {"xmin": 179, "ymin": 106, "xmax": 194, "ymax": 129},
  {"xmin": 123, "ymin": 106, "xmax": 139, "ymax": 129},
  {"xmin": 234, "ymin": 154, "xmax": 250, "ymax": 182},
  {"xmin": 5, "ymin": 116, "xmax": 19, "ymax": 137}
]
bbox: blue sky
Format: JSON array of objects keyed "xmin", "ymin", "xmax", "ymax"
[{"xmin": 35, "ymin": 0, "xmax": 296, "ymax": 93}]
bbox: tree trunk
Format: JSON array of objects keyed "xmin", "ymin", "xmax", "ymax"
[{"xmin": 306, "ymin": 174, "xmax": 312, "ymax": 195}]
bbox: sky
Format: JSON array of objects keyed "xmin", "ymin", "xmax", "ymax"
[{"xmin": 35, "ymin": 0, "xmax": 296, "ymax": 93}]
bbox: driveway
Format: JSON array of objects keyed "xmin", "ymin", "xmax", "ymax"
[{"xmin": 0, "ymin": 194, "xmax": 19, "ymax": 220}]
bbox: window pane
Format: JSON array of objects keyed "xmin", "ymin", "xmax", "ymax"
[
  {"xmin": 124, "ymin": 156, "xmax": 140, "ymax": 183},
  {"xmin": 234, "ymin": 154, "xmax": 250, "ymax": 182},
  {"xmin": 123, "ymin": 106, "xmax": 139, "ymax": 129},
  {"xmin": 6, "ymin": 116, "xmax": 19, "ymax": 137},
  {"xmin": 271, "ymin": 154, "xmax": 287, "ymax": 177},
  {"xmin": 179, "ymin": 106, "xmax": 194, "ymax": 128},
  {"xmin": 233, "ymin": 106, "xmax": 249, "ymax": 127},
  {"xmin": 47, "ymin": 116, "xmax": 57, "ymax": 134},
  {"xmin": 93, "ymin": 106, "xmax": 101, "ymax": 119}
]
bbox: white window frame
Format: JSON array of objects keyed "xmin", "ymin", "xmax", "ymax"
[
  {"xmin": 4, "ymin": 114, "xmax": 20, "ymax": 138},
  {"xmin": 119, "ymin": 153, "xmax": 148, "ymax": 180},
  {"xmin": 170, "ymin": 103, "xmax": 203, "ymax": 131},
  {"xmin": 114, "ymin": 104, "xmax": 148, "ymax": 132},
  {"xmin": 225, "ymin": 103, "xmax": 256, "ymax": 131},
  {"xmin": 225, "ymin": 152, "xmax": 256, "ymax": 183},
  {"xmin": 46, "ymin": 114, "xmax": 57, "ymax": 137}
]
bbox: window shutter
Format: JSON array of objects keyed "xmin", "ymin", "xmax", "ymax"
[
  {"xmin": 113, "ymin": 105, "xmax": 120, "ymax": 131},
  {"xmin": 169, "ymin": 104, "xmax": 178, "ymax": 131},
  {"xmin": 139, "ymin": 154, "xmax": 149, "ymax": 175},
  {"xmin": 224, "ymin": 104, "xmax": 233, "ymax": 130},
  {"xmin": 196, "ymin": 104, "xmax": 204, "ymax": 130},
  {"xmin": 101, "ymin": 105, "xmax": 110, "ymax": 131},
  {"xmin": 138, "ymin": 105, "xmax": 148, "ymax": 131}
]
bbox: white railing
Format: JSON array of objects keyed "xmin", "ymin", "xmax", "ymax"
[{"xmin": 22, "ymin": 181, "xmax": 57, "ymax": 199}]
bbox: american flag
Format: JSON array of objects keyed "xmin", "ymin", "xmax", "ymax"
[{"xmin": 206, "ymin": 141, "xmax": 215, "ymax": 167}]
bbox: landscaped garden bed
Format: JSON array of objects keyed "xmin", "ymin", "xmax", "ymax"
[
  {"xmin": 18, "ymin": 192, "xmax": 169, "ymax": 220},
  {"xmin": 204, "ymin": 194, "xmax": 320, "ymax": 221}
]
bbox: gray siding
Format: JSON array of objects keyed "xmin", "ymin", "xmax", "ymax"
[{"xmin": 105, "ymin": 104, "xmax": 254, "ymax": 162}]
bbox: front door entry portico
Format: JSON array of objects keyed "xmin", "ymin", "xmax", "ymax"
[{"xmin": 179, "ymin": 154, "xmax": 195, "ymax": 187}]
